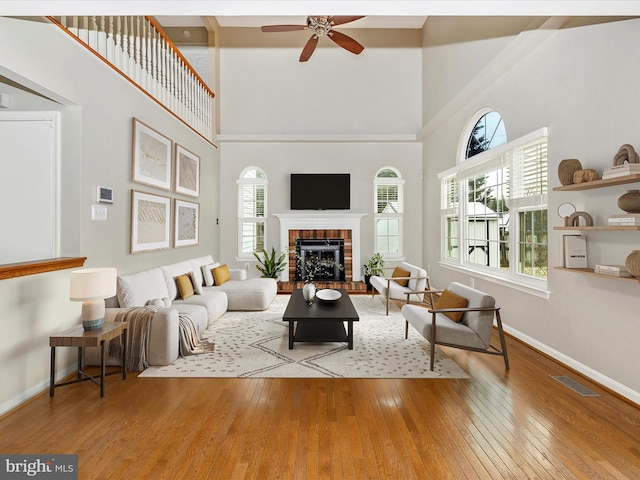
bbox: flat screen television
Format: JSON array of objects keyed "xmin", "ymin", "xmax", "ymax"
[{"xmin": 290, "ymin": 173, "xmax": 350, "ymax": 210}]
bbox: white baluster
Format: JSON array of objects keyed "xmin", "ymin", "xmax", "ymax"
[
  {"xmin": 88, "ymin": 16, "xmax": 98, "ymax": 50},
  {"xmin": 105, "ymin": 16, "xmax": 114, "ymax": 63},
  {"xmin": 121, "ymin": 16, "xmax": 129, "ymax": 76}
]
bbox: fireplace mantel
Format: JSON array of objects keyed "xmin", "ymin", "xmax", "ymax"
[{"xmin": 274, "ymin": 212, "xmax": 366, "ymax": 282}]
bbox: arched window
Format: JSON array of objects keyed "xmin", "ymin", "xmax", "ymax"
[
  {"xmin": 440, "ymin": 110, "xmax": 548, "ymax": 290},
  {"xmin": 374, "ymin": 167, "xmax": 404, "ymax": 258},
  {"xmin": 237, "ymin": 167, "xmax": 267, "ymax": 258},
  {"xmin": 465, "ymin": 110, "xmax": 507, "ymax": 159}
]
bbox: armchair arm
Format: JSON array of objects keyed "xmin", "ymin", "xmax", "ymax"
[{"xmin": 428, "ymin": 306, "xmax": 499, "ymax": 314}]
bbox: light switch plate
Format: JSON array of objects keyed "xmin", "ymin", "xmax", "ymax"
[{"xmin": 91, "ymin": 204, "xmax": 107, "ymax": 221}]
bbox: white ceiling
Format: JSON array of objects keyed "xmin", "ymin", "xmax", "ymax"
[{"xmin": 210, "ymin": 16, "xmax": 427, "ymax": 29}]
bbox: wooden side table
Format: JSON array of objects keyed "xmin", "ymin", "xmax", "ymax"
[{"xmin": 50, "ymin": 322, "xmax": 127, "ymax": 398}]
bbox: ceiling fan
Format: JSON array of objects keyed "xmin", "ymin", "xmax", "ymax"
[{"xmin": 261, "ymin": 16, "xmax": 365, "ymax": 62}]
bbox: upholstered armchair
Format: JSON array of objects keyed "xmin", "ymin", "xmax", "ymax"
[
  {"xmin": 369, "ymin": 261, "xmax": 430, "ymax": 315},
  {"xmin": 401, "ymin": 281, "xmax": 509, "ymax": 370}
]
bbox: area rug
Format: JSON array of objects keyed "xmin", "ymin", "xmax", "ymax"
[{"xmin": 139, "ymin": 295, "xmax": 469, "ymax": 379}]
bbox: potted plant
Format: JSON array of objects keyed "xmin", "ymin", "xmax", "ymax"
[
  {"xmin": 362, "ymin": 253, "xmax": 384, "ymax": 290},
  {"xmin": 253, "ymin": 247, "xmax": 288, "ymax": 279}
]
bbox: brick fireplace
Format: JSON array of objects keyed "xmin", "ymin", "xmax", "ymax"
[{"xmin": 289, "ymin": 230, "xmax": 351, "ymax": 282}]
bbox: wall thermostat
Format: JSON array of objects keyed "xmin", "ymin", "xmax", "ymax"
[{"xmin": 97, "ymin": 186, "xmax": 114, "ymax": 204}]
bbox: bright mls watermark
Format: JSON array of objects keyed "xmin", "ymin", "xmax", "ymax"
[{"xmin": 1, "ymin": 455, "xmax": 77, "ymax": 479}]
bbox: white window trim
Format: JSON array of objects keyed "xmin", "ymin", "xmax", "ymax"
[
  {"xmin": 374, "ymin": 167, "xmax": 405, "ymax": 260},
  {"xmin": 439, "ymin": 127, "xmax": 549, "ymax": 294},
  {"xmin": 237, "ymin": 167, "xmax": 268, "ymax": 261}
]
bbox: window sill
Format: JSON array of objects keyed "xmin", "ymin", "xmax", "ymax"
[
  {"xmin": 439, "ymin": 261, "xmax": 550, "ymax": 299},
  {"xmin": 0, "ymin": 257, "xmax": 87, "ymax": 280}
]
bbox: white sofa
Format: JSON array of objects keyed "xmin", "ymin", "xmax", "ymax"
[{"xmin": 89, "ymin": 255, "xmax": 277, "ymax": 366}]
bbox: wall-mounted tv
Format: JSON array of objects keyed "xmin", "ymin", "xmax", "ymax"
[{"xmin": 290, "ymin": 173, "xmax": 350, "ymax": 210}]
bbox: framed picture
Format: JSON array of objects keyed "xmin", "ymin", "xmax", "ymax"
[
  {"xmin": 174, "ymin": 199, "xmax": 199, "ymax": 248},
  {"xmin": 132, "ymin": 118, "xmax": 172, "ymax": 190},
  {"xmin": 175, "ymin": 144, "xmax": 200, "ymax": 197},
  {"xmin": 131, "ymin": 190, "xmax": 171, "ymax": 253}
]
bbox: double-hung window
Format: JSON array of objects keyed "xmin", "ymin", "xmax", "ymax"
[
  {"xmin": 237, "ymin": 167, "xmax": 267, "ymax": 259},
  {"xmin": 374, "ymin": 167, "xmax": 404, "ymax": 259},
  {"xmin": 439, "ymin": 127, "xmax": 548, "ymax": 289}
]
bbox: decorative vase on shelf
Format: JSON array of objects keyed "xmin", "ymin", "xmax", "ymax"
[
  {"xmin": 302, "ymin": 282, "xmax": 316, "ymax": 302},
  {"xmin": 617, "ymin": 190, "xmax": 640, "ymax": 213},
  {"xmin": 625, "ymin": 250, "xmax": 640, "ymax": 278},
  {"xmin": 558, "ymin": 159, "xmax": 582, "ymax": 186}
]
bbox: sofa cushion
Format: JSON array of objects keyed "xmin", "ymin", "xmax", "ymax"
[
  {"xmin": 434, "ymin": 289, "xmax": 468, "ymax": 322},
  {"xmin": 202, "ymin": 262, "xmax": 220, "ymax": 287},
  {"xmin": 189, "ymin": 255, "xmax": 214, "ymax": 287},
  {"xmin": 160, "ymin": 261, "xmax": 193, "ymax": 300},
  {"xmin": 207, "ymin": 278, "xmax": 277, "ymax": 311},
  {"xmin": 174, "ymin": 290, "xmax": 228, "ymax": 327},
  {"xmin": 213, "ymin": 264, "xmax": 230, "ymax": 286},
  {"xmin": 391, "ymin": 266, "xmax": 410, "ymax": 287},
  {"xmin": 117, "ymin": 268, "xmax": 169, "ymax": 308},
  {"xmin": 176, "ymin": 274, "xmax": 195, "ymax": 300}
]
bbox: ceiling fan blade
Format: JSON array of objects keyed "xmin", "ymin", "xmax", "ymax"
[
  {"xmin": 299, "ymin": 35, "xmax": 319, "ymax": 62},
  {"xmin": 261, "ymin": 25, "xmax": 307, "ymax": 33},
  {"xmin": 327, "ymin": 30, "xmax": 364, "ymax": 55},
  {"xmin": 328, "ymin": 16, "xmax": 365, "ymax": 26}
]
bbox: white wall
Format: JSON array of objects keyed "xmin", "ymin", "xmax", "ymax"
[
  {"xmin": 0, "ymin": 17, "xmax": 220, "ymax": 413},
  {"xmin": 217, "ymin": 27, "xmax": 424, "ymax": 273},
  {"xmin": 421, "ymin": 17, "xmax": 640, "ymax": 402},
  {"xmin": 218, "ymin": 141, "xmax": 422, "ymax": 273}
]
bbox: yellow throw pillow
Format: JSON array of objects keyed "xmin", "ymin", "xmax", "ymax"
[
  {"xmin": 176, "ymin": 273, "xmax": 195, "ymax": 300},
  {"xmin": 212, "ymin": 264, "xmax": 230, "ymax": 286},
  {"xmin": 434, "ymin": 289, "xmax": 468, "ymax": 323},
  {"xmin": 391, "ymin": 266, "xmax": 411, "ymax": 287}
]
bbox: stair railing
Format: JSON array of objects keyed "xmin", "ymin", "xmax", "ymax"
[{"xmin": 49, "ymin": 16, "xmax": 215, "ymax": 144}]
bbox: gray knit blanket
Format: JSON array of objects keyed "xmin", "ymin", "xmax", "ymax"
[{"xmin": 109, "ymin": 307, "xmax": 210, "ymax": 371}]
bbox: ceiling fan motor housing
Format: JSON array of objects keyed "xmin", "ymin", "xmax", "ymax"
[{"xmin": 307, "ymin": 16, "xmax": 332, "ymax": 37}]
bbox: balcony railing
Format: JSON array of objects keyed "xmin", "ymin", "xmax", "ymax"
[{"xmin": 49, "ymin": 16, "xmax": 215, "ymax": 144}]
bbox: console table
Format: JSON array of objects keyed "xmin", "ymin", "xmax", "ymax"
[{"xmin": 49, "ymin": 322, "xmax": 127, "ymax": 398}]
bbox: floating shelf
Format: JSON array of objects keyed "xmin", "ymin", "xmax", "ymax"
[
  {"xmin": 553, "ymin": 174, "xmax": 640, "ymax": 191},
  {"xmin": 554, "ymin": 267, "xmax": 640, "ymax": 283},
  {"xmin": 554, "ymin": 226, "xmax": 640, "ymax": 231}
]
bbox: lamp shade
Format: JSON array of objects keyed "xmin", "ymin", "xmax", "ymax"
[{"xmin": 69, "ymin": 268, "xmax": 117, "ymax": 301}]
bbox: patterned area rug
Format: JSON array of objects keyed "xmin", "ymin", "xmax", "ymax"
[{"xmin": 139, "ymin": 295, "xmax": 469, "ymax": 379}]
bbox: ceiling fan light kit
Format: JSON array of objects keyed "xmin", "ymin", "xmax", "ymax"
[{"xmin": 261, "ymin": 15, "xmax": 365, "ymax": 62}]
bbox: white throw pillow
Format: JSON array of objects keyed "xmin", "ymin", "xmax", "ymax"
[
  {"xmin": 189, "ymin": 255, "xmax": 214, "ymax": 287},
  {"xmin": 201, "ymin": 262, "xmax": 220, "ymax": 287},
  {"xmin": 191, "ymin": 270, "xmax": 203, "ymax": 295}
]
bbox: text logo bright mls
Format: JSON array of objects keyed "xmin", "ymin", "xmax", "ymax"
[{"xmin": 1, "ymin": 455, "xmax": 77, "ymax": 479}]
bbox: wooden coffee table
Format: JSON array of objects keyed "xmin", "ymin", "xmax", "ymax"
[{"xmin": 283, "ymin": 288, "xmax": 359, "ymax": 350}]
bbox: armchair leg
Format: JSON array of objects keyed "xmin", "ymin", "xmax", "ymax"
[
  {"xmin": 386, "ymin": 294, "xmax": 390, "ymax": 315},
  {"xmin": 430, "ymin": 312, "xmax": 437, "ymax": 371},
  {"xmin": 495, "ymin": 310, "xmax": 510, "ymax": 370},
  {"xmin": 405, "ymin": 320, "xmax": 408, "ymax": 339}
]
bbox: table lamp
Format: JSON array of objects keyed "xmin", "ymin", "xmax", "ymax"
[{"xmin": 69, "ymin": 268, "xmax": 117, "ymax": 331}]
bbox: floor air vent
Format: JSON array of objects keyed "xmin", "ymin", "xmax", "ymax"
[{"xmin": 551, "ymin": 376, "xmax": 600, "ymax": 397}]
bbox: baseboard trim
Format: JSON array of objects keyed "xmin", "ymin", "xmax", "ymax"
[
  {"xmin": 503, "ymin": 324, "xmax": 640, "ymax": 407},
  {"xmin": 0, "ymin": 364, "xmax": 76, "ymax": 417}
]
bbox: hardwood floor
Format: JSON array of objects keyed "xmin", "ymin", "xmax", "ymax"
[{"xmin": 1, "ymin": 313, "xmax": 639, "ymax": 479}]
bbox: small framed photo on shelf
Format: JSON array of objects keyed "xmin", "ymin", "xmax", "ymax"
[
  {"xmin": 131, "ymin": 190, "xmax": 171, "ymax": 253},
  {"xmin": 174, "ymin": 199, "xmax": 199, "ymax": 248},
  {"xmin": 175, "ymin": 144, "xmax": 200, "ymax": 197},
  {"xmin": 132, "ymin": 118, "xmax": 172, "ymax": 190}
]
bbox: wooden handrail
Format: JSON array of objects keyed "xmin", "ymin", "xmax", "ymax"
[{"xmin": 0, "ymin": 257, "xmax": 86, "ymax": 280}]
